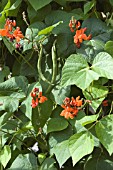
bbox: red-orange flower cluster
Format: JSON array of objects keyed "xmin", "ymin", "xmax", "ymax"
[
  {"xmin": 74, "ymin": 28, "xmax": 91, "ymax": 48},
  {"xmin": 0, "ymin": 18, "xmax": 24, "ymax": 42},
  {"xmin": 60, "ymin": 96, "xmax": 83, "ymax": 119},
  {"xmin": 31, "ymin": 88, "xmax": 48, "ymax": 108},
  {"xmin": 69, "ymin": 17, "xmax": 91, "ymax": 48}
]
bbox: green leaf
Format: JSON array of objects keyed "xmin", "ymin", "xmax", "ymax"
[
  {"xmin": 8, "ymin": 0, "xmax": 22, "ymax": 10},
  {"xmin": 3, "ymin": 37, "xmax": 14, "ymax": 54},
  {"xmin": 3, "ymin": 96, "xmax": 19, "ymax": 112},
  {"xmin": 69, "ymin": 131, "xmax": 94, "ymax": 165},
  {"xmin": 51, "ymin": 86, "xmax": 71, "ymax": 105},
  {"xmin": 28, "ymin": 0, "xmax": 52, "ymax": 11},
  {"xmin": 61, "ymin": 54, "xmax": 99, "ymax": 90},
  {"xmin": 39, "ymin": 158, "xmax": 57, "ymax": 170},
  {"xmin": 0, "ymin": 112, "xmax": 12, "ymax": 126},
  {"xmin": 84, "ymin": 0, "xmax": 95, "ymax": 14},
  {"xmin": 6, "ymin": 0, "xmax": 22, "ymax": 16},
  {"xmin": 38, "ymin": 21, "xmax": 63, "ymax": 35},
  {"xmin": 104, "ymin": 41, "xmax": 113, "ymax": 57},
  {"xmin": 52, "ymin": 140, "xmax": 70, "ymax": 168},
  {"xmin": 95, "ymin": 115, "xmax": 113, "ymax": 155},
  {"xmin": 49, "ymin": 125, "xmax": 73, "ymax": 149},
  {"xmin": 0, "ymin": 0, "xmax": 11, "ymax": 28},
  {"xmin": 0, "ymin": 76, "xmax": 28, "ymax": 94},
  {"xmin": 109, "ymin": 0, "xmax": 113, "ymax": 6},
  {"xmin": 83, "ymin": 83, "xmax": 108, "ymax": 111},
  {"xmin": 82, "ymin": 18, "xmax": 110, "ymax": 40},
  {"xmin": 77, "ymin": 114, "xmax": 99, "ymax": 126},
  {"xmin": 85, "ymin": 156, "xmax": 113, "ymax": 170},
  {"xmin": 47, "ymin": 118, "xmax": 68, "ymax": 134},
  {"xmin": 8, "ymin": 153, "xmax": 38, "ymax": 170},
  {"xmin": 0, "ymin": 145, "xmax": 11, "ymax": 168},
  {"xmin": 32, "ymin": 98, "xmax": 53, "ymax": 133},
  {"xmin": 92, "ymin": 52, "xmax": 113, "ymax": 79}
]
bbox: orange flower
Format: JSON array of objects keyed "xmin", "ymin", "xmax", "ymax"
[
  {"xmin": 12, "ymin": 27, "xmax": 24, "ymax": 42},
  {"xmin": 30, "ymin": 88, "xmax": 48, "ymax": 108},
  {"xmin": 60, "ymin": 96, "xmax": 83, "ymax": 119},
  {"xmin": 0, "ymin": 18, "xmax": 16, "ymax": 37},
  {"xmin": 0, "ymin": 18, "xmax": 24, "ymax": 42},
  {"xmin": 31, "ymin": 98, "xmax": 39, "ymax": 108},
  {"xmin": 74, "ymin": 28, "xmax": 91, "ymax": 48}
]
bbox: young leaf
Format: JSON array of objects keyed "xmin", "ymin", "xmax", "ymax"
[
  {"xmin": 0, "ymin": 145, "xmax": 11, "ymax": 168},
  {"xmin": 38, "ymin": 21, "xmax": 63, "ymax": 36},
  {"xmin": 47, "ymin": 118, "xmax": 68, "ymax": 134},
  {"xmin": 69, "ymin": 131, "xmax": 94, "ymax": 166},
  {"xmin": 95, "ymin": 115, "xmax": 113, "ymax": 155},
  {"xmin": 52, "ymin": 140, "xmax": 70, "ymax": 168}
]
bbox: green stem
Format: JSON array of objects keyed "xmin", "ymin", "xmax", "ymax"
[
  {"xmin": 37, "ymin": 44, "xmax": 51, "ymax": 84},
  {"xmin": 46, "ymin": 40, "xmax": 57, "ymax": 94}
]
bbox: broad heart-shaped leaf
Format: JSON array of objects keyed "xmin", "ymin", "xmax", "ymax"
[
  {"xmin": 32, "ymin": 99, "xmax": 53, "ymax": 133},
  {"xmin": 28, "ymin": 0, "xmax": 52, "ymax": 11},
  {"xmin": 69, "ymin": 131, "xmax": 94, "ymax": 166},
  {"xmin": 8, "ymin": 153, "xmax": 38, "ymax": 170},
  {"xmin": 61, "ymin": 54, "xmax": 99, "ymax": 90},
  {"xmin": 47, "ymin": 118, "xmax": 68, "ymax": 134},
  {"xmin": 92, "ymin": 52, "xmax": 113, "ymax": 79},
  {"xmin": 38, "ymin": 21, "xmax": 63, "ymax": 35},
  {"xmin": 104, "ymin": 41, "xmax": 113, "ymax": 57},
  {"xmin": 83, "ymin": 83, "xmax": 108, "ymax": 111},
  {"xmin": 0, "ymin": 145, "xmax": 11, "ymax": 168},
  {"xmin": 95, "ymin": 115, "xmax": 113, "ymax": 155},
  {"xmin": 51, "ymin": 140, "xmax": 70, "ymax": 168}
]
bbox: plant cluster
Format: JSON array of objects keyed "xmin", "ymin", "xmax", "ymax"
[{"xmin": 0, "ymin": 0, "xmax": 113, "ymax": 169}]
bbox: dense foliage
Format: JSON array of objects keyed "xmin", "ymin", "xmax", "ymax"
[{"xmin": 1, "ymin": 0, "xmax": 113, "ymax": 169}]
